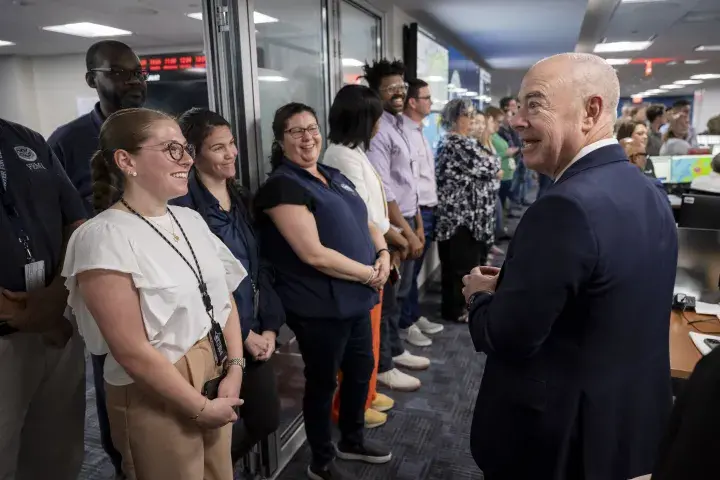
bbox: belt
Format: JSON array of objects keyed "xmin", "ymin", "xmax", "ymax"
[{"xmin": 420, "ymin": 205, "xmax": 435, "ymax": 211}]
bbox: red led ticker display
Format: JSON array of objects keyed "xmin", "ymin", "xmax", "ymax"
[{"xmin": 140, "ymin": 54, "xmax": 206, "ymax": 72}]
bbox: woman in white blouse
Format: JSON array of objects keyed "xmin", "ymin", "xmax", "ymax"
[
  {"xmin": 323, "ymin": 84, "xmax": 419, "ymax": 421},
  {"xmin": 62, "ymin": 108, "xmax": 246, "ymax": 480}
]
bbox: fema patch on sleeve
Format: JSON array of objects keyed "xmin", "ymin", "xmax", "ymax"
[{"xmin": 14, "ymin": 146, "xmax": 38, "ymax": 162}]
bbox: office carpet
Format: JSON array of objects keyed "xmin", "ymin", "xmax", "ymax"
[{"xmin": 77, "ymin": 202, "xmax": 526, "ymax": 480}]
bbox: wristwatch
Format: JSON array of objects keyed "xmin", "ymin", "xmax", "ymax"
[{"xmin": 228, "ymin": 357, "xmax": 246, "ymax": 371}]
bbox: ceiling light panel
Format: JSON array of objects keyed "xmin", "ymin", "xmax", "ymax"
[
  {"xmin": 690, "ymin": 74, "xmax": 720, "ymax": 80},
  {"xmin": 0, "ymin": 40, "xmax": 14, "ymax": 47},
  {"xmin": 659, "ymin": 84, "xmax": 683, "ymax": 89},
  {"xmin": 695, "ymin": 45, "xmax": 720, "ymax": 52},
  {"xmin": 187, "ymin": 11, "xmax": 278, "ymax": 24},
  {"xmin": 605, "ymin": 58, "xmax": 632, "ymax": 65},
  {"xmin": 42, "ymin": 22, "xmax": 132, "ymax": 38},
  {"xmin": 594, "ymin": 41, "xmax": 653, "ymax": 53},
  {"xmin": 674, "ymin": 79, "xmax": 703, "ymax": 85}
]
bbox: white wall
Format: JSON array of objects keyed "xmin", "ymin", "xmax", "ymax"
[
  {"xmin": 0, "ymin": 54, "xmax": 94, "ymax": 138},
  {"xmin": 693, "ymin": 88, "xmax": 720, "ymax": 133},
  {"xmin": 0, "ymin": 56, "xmax": 41, "ymax": 129}
]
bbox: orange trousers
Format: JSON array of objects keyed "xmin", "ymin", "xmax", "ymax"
[{"xmin": 331, "ymin": 292, "xmax": 382, "ymax": 422}]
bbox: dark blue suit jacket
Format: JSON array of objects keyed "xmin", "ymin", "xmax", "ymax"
[{"xmin": 468, "ymin": 144, "xmax": 678, "ymax": 480}]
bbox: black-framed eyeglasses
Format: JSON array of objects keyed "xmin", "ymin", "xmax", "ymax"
[
  {"xmin": 137, "ymin": 141, "xmax": 196, "ymax": 162},
  {"xmin": 415, "ymin": 95, "xmax": 432, "ymax": 101},
  {"xmin": 285, "ymin": 124, "xmax": 320, "ymax": 139},
  {"xmin": 90, "ymin": 67, "xmax": 148, "ymax": 83}
]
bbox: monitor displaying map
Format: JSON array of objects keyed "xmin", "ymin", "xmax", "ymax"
[
  {"xmin": 669, "ymin": 155, "xmax": 713, "ymax": 184},
  {"xmin": 416, "ymin": 31, "xmax": 449, "ymax": 111}
]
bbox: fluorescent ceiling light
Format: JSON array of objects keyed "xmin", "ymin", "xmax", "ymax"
[
  {"xmin": 342, "ymin": 58, "xmax": 364, "ymax": 67},
  {"xmin": 695, "ymin": 45, "xmax": 720, "ymax": 52},
  {"xmin": 42, "ymin": 22, "xmax": 132, "ymax": 38},
  {"xmin": 0, "ymin": 40, "xmax": 14, "ymax": 47},
  {"xmin": 674, "ymin": 79, "xmax": 703, "ymax": 85},
  {"xmin": 690, "ymin": 74, "xmax": 720, "ymax": 80},
  {"xmin": 684, "ymin": 59, "xmax": 706, "ymax": 64},
  {"xmin": 424, "ymin": 75, "xmax": 445, "ymax": 82},
  {"xmin": 258, "ymin": 75, "xmax": 288, "ymax": 82},
  {"xmin": 594, "ymin": 41, "xmax": 653, "ymax": 53},
  {"xmin": 604, "ymin": 58, "xmax": 632, "ymax": 65},
  {"xmin": 187, "ymin": 11, "xmax": 278, "ymax": 24},
  {"xmin": 659, "ymin": 84, "xmax": 683, "ymax": 89},
  {"xmin": 621, "ymin": 0, "xmax": 670, "ymax": 3},
  {"xmin": 253, "ymin": 12, "xmax": 279, "ymax": 24}
]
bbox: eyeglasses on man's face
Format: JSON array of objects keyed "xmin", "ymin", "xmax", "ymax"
[
  {"xmin": 285, "ymin": 124, "xmax": 320, "ymax": 139},
  {"xmin": 138, "ymin": 141, "xmax": 196, "ymax": 162},
  {"xmin": 380, "ymin": 82, "xmax": 408, "ymax": 94},
  {"xmin": 90, "ymin": 67, "xmax": 148, "ymax": 83}
]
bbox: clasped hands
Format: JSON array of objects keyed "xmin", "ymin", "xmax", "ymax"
[
  {"xmin": 0, "ymin": 287, "xmax": 73, "ymax": 347},
  {"xmin": 365, "ymin": 250, "xmax": 391, "ymax": 291},
  {"xmin": 244, "ymin": 330, "xmax": 277, "ymax": 362},
  {"xmin": 462, "ymin": 265, "xmax": 501, "ymax": 304}
]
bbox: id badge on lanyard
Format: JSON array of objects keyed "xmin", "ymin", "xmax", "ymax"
[{"xmin": 208, "ymin": 319, "xmax": 228, "ymax": 366}]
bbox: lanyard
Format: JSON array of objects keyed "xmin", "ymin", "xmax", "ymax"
[
  {"xmin": 0, "ymin": 151, "xmax": 34, "ymax": 263},
  {"xmin": 121, "ymin": 199, "xmax": 217, "ymax": 328}
]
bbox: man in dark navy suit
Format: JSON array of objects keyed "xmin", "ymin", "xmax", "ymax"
[{"xmin": 463, "ymin": 53, "xmax": 677, "ymax": 480}]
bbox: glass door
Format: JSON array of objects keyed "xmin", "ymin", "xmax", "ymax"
[{"xmin": 338, "ymin": 0, "xmax": 382, "ymax": 86}]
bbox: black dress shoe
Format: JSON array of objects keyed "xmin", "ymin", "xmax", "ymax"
[{"xmin": 336, "ymin": 440, "xmax": 392, "ymax": 464}]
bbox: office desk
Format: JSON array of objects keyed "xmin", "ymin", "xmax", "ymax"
[{"xmin": 670, "ymin": 310, "xmax": 720, "ymax": 379}]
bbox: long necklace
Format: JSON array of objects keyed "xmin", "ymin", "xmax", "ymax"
[{"xmin": 147, "ymin": 212, "xmax": 180, "ymax": 242}]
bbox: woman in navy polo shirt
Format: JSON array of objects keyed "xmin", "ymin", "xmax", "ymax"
[
  {"xmin": 172, "ymin": 108, "xmax": 283, "ymax": 466},
  {"xmin": 254, "ymin": 103, "xmax": 392, "ymax": 480}
]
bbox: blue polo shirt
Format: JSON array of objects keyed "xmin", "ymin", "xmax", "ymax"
[
  {"xmin": 0, "ymin": 118, "xmax": 86, "ymax": 292},
  {"xmin": 48, "ymin": 102, "xmax": 104, "ymax": 215},
  {"xmin": 172, "ymin": 170, "xmax": 285, "ymax": 340},
  {"xmin": 254, "ymin": 159, "xmax": 378, "ymax": 319}
]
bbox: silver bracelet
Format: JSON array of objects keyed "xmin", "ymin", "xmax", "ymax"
[
  {"xmin": 363, "ymin": 267, "xmax": 376, "ymax": 285},
  {"xmin": 227, "ymin": 357, "xmax": 245, "ymax": 371}
]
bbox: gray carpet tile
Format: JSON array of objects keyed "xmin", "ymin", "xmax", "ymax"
[{"xmin": 274, "ymin": 286, "xmax": 487, "ymax": 480}]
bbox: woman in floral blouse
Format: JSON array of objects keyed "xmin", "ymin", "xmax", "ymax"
[{"xmin": 435, "ymin": 99, "xmax": 499, "ymax": 323}]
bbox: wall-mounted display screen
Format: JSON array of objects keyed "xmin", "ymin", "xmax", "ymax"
[
  {"xmin": 138, "ymin": 52, "xmax": 209, "ymax": 116},
  {"xmin": 139, "ymin": 53, "xmax": 207, "ymax": 82}
]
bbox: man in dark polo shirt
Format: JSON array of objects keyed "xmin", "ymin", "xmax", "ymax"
[
  {"xmin": 47, "ymin": 40, "xmax": 145, "ymax": 478},
  {"xmin": 48, "ymin": 40, "xmax": 147, "ymax": 213},
  {"xmin": 0, "ymin": 117, "xmax": 86, "ymax": 479}
]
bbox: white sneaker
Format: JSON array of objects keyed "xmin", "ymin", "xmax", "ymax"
[
  {"xmin": 392, "ymin": 350, "xmax": 430, "ymax": 370},
  {"xmin": 415, "ymin": 316, "xmax": 444, "ymax": 335},
  {"xmin": 377, "ymin": 368, "xmax": 421, "ymax": 392},
  {"xmin": 405, "ymin": 324, "xmax": 432, "ymax": 347}
]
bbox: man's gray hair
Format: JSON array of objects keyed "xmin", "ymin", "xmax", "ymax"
[
  {"xmin": 534, "ymin": 53, "xmax": 620, "ymax": 121},
  {"xmin": 441, "ymin": 98, "xmax": 474, "ymax": 130}
]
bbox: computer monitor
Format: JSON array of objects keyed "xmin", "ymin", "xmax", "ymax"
[
  {"xmin": 669, "ymin": 155, "xmax": 713, "ymax": 183},
  {"xmin": 674, "ymin": 228, "xmax": 720, "ymax": 303},
  {"xmin": 679, "ymin": 193, "xmax": 720, "ymax": 230},
  {"xmin": 697, "ymin": 134, "xmax": 720, "ymax": 147},
  {"xmin": 652, "ymin": 156, "xmax": 671, "ymax": 182}
]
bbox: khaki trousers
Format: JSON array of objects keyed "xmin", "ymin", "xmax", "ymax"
[
  {"xmin": 105, "ymin": 338, "xmax": 233, "ymax": 480},
  {"xmin": 0, "ymin": 331, "xmax": 85, "ymax": 480}
]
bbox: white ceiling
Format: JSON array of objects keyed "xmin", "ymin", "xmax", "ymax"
[
  {"xmin": 0, "ymin": 0, "xmax": 207, "ymax": 55},
  {"xmin": 601, "ymin": 0, "xmax": 720, "ymax": 98},
  {"xmin": 1, "ymin": 0, "xmax": 719, "ymax": 101}
]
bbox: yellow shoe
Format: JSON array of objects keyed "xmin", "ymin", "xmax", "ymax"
[
  {"xmin": 371, "ymin": 393, "xmax": 395, "ymax": 412},
  {"xmin": 364, "ymin": 408, "xmax": 387, "ymax": 429}
]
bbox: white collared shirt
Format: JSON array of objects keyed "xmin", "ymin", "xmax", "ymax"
[{"xmin": 554, "ymin": 138, "xmax": 618, "ymax": 182}]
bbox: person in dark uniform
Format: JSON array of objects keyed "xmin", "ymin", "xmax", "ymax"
[
  {"xmin": 0, "ymin": 117, "xmax": 87, "ymax": 479},
  {"xmin": 254, "ymin": 103, "xmax": 392, "ymax": 480},
  {"xmin": 46, "ymin": 40, "xmax": 146, "ymax": 477},
  {"xmin": 463, "ymin": 53, "xmax": 676, "ymax": 480},
  {"xmin": 172, "ymin": 108, "xmax": 283, "ymax": 466}
]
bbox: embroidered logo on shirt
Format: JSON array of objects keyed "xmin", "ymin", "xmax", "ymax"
[
  {"xmin": 14, "ymin": 146, "xmax": 38, "ymax": 163},
  {"xmin": 340, "ymin": 184, "xmax": 356, "ymax": 195}
]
